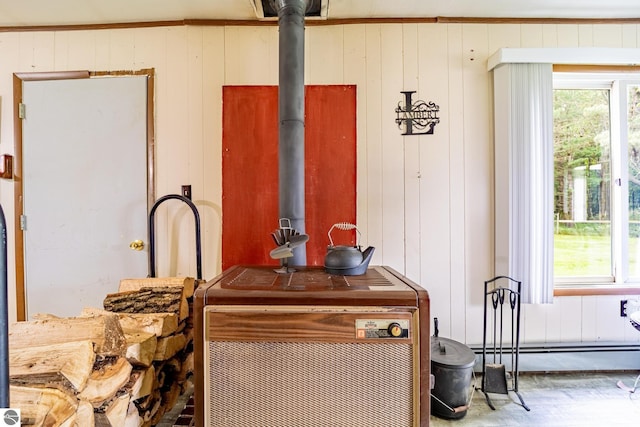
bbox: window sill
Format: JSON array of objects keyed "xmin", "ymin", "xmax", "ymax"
[{"xmin": 554, "ymin": 285, "xmax": 640, "ymax": 297}]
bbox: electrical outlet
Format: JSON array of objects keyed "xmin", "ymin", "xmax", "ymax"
[
  {"xmin": 182, "ymin": 185, "xmax": 192, "ymax": 200},
  {"xmin": 621, "ymin": 300, "xmax": 628, "ymax": 317}
]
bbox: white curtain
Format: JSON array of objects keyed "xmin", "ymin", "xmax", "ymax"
[{"xmin": 493, "ymin": 63, "xmax": 554, "ymax": 304}]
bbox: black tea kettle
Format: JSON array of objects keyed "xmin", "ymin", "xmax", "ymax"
[{"xmin": 324, "ymin": 222, "xmax": 375, "ymax": 275}]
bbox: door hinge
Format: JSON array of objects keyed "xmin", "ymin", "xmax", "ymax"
[
  {"xmin": 20, "ymin": 215, "xmax": 27, "ymax": 230},
  {"xmin": 18, "ymin": 103, "xmax": 26, "ymax": 119}
]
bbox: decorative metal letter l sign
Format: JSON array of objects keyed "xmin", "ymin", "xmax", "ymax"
[{"xmin": 395, "ymin": 91, "xmax": 440, "ymax": 136}]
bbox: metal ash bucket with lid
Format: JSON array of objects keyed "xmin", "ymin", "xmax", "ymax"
[{"xmin": 430, "ymin": 318, "xmax": 476, "ymax": 419}]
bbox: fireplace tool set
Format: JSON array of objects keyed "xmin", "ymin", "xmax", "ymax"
[{"xmin": 480, "ymin": 276, "xmax": 529, "ymax": 411}]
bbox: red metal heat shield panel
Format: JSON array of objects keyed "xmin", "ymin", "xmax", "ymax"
[{"xmin": 222, "ymin": 85, "xmax": 357, "ymax": 270}]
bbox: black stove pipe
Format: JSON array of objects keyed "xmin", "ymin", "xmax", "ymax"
[{"xmin": 273, "ymin": 0, "xmax": 308, "ymax": 266}]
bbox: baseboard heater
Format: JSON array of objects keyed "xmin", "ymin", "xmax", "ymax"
[{"xmin": 467, "ymin": 342, "xmax": 640, "ymax": 372}]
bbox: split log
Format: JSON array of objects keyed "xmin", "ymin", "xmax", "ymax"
[
  {"xmin": 176, "ymin": 320, "xmax": 187, "ymax": 334},
  {"xmin": 124, "ymin": 401, "xmax": 144, "ymax": 427},
  {"xmin": 30, "ymin": 313, "xmax": 62, "ymax": 320},
  {"xmin": 154, "ymin": 333, "xmax": 186, "ymax": 361},
  {"xmin": 150, "ymin": 403, "xmax": 168, "ymax": 426},
  {"xmin": 74, "ymin": 401, "xmax": 95, "ymax": 426},
  {"xmin": 58, "ymin": 400, "xmax": 94, "ymax": 427},
  {"xmin": 8, "ymin": 376, "xmax": 75, "ymax": 399},
  {"xmin": 160, "ymin": 382, "xmax": 182, "ymax": 421},
  {"xmin": 9, "ymin": 339, "xmax": 96, "ymax": 392},
  {"xmin": 94, "ymin": 412, "xmax": 111, "ymax": 427},
  {"xmin": 124, "ymin": 365, "xmax": 156, "ymax": 400},
  {"xmin": 180, "ymin": 351, "xmax": 194, "ymax": 383},
  {"xmin": 118, "ymin": 312, "xmax": 179, "ymax": 338},
  {"xmin": 119, "ymin": 277, "xmax": 195, "ymax": 297},
  {"xmin": 9, "ymin": 314, "xmax": 126, "ymax": 357},
  {"xmin": 134, "ymin": 389, "xmax": 162, "ymax": 424},
  {"xmin": 103, "ymin": 286, "xmax": 185, "ymax": 319},
  {"xmin": 59, "ymin": 414, "xmax": 75, "ymax": 427},
  {"xmin": 10, "ymin": 385, "xmax": 77, "ymax": 427},
  {"xmin": 78, "ymin": 356, "xmax": 133, "ymax": 405},
  {"xmin": 118, "ymin": 277, "xmax": 195, "ymax": 321},
  {"xmin": 124, "ymin": 329, "xmax": 157, "ymax": 367},
  {"xmin": 156, "ymin": 357, "xmax": 183, "ymax": 393},
  {"xmin": 104, "ymin": 393, "xmax": 131, "ymax": 427},
  {"xmin": 182, "ymin": 323, "xmax": 194, "ymax": 347},
  {"xmin": 82, "ymin": 308, "xmax": 179, "ymax": 337}
]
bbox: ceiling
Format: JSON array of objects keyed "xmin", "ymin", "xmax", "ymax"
[{"xmin": 1, "ymin": 0, "xmax": 639, "ymax": 28}]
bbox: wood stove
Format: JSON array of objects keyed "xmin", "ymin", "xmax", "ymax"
[{"xmin": 193, "ymin": 265, "xmax": 430, "ymax": 426}]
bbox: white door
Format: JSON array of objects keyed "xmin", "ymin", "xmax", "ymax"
[{"xmin": 21, "ymin": 76, "xmax": 149, "ymax": 319}]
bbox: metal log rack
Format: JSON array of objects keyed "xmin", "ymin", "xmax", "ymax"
[{"xmin": 148, "ymin": 194, "xmax": 203, "ymax": 280}]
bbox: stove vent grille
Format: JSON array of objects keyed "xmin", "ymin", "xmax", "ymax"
[{"xmin": 206, "ymin": 340, "xmax": 415, "ymax": 426}]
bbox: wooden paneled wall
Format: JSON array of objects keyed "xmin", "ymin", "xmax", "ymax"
[{"xmin": 1, "ymin": 22, "xmax": 639, "ymax": 345}]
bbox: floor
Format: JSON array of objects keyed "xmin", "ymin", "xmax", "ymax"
[
  {"xmin": 430, "ymin": 372, "xmax": 640, "ymax": 427},
  {"xmin": 159, "ymin": 372, "xmax": 640, "ymax": 426}
]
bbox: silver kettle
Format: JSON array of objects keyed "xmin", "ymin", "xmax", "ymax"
[{"xmin": 324, "ymin": 223, "xmax": 375, "ymax": 275}]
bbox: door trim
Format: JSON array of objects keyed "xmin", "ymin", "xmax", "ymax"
[{"xmin": 12, "ymin": 69, "xmax": 156, "ymax": 320}]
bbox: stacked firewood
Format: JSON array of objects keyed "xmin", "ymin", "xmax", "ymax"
[{"xmin": 8, "ymin": 277, "xmax": 197, "ymax": 427}]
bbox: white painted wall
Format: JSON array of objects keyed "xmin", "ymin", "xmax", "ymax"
[{"xmin": 0, "ymin": 22, "xmax": 639, "ymax": 345}]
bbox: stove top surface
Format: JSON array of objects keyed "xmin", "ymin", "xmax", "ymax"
[
  {"xmin": 196, "ymin": 265, "xmax": 426, "ymax": 307},
  {"xmin": 220, "ymin": 266, "xmax": 398, "ymax": 291}
]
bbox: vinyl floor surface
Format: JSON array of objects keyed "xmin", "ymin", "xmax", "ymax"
[{"xmin": 430, "ymin": 372, "xmax": 640, "ymax": 427}]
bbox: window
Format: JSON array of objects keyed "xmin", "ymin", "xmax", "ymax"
[
  {"xmin": 626, "ymin": 83, "xmax": 640, "ymax": 279},
  {"xmin": 553, "ymin": 74, "xmax": 640, "ymax": 285},
  {"xmin": 489, "ymin": 49, "xmax": 640, "ymax": 297}
]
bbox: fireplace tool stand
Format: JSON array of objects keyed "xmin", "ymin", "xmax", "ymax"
[{"xmin": 480, "ymin": 276, "xmax": 529, "ymax": 411}]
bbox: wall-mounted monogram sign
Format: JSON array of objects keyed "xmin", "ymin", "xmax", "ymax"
[{"xmin": 395, "ymin": 91, "xmax": 440, "ymax": 136}]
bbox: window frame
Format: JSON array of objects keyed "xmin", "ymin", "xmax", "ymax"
[{"xmin": 552, "ymin": 70, "xmax": 640, "ymax": 295}]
